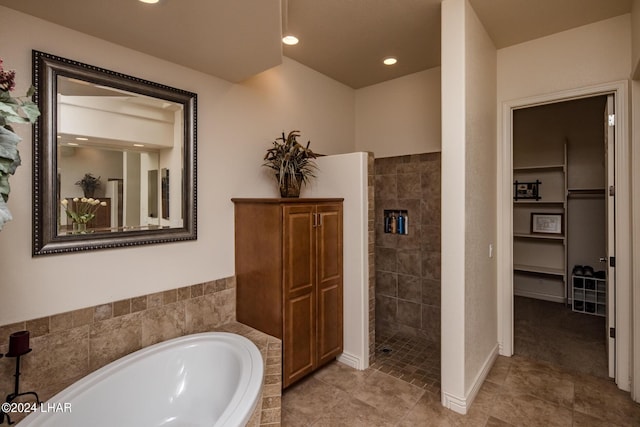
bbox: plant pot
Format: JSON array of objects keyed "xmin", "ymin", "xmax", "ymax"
[{"xmin": 277, "ymin": 173, "xmax": 303, "ymax": 198}]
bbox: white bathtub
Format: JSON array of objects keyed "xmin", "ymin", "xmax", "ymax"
[{"xmin": 19, "ymin": 332, "xmax": 264, "ymax": 427}]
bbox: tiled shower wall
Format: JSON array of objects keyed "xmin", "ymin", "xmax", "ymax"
[
  {"xmin": 375, "ymin": 153, "xmax": 441, "ymax": 342},
  {"xmin": 367, "ymin": 152, "xmax": 376, "ymax": 365}
]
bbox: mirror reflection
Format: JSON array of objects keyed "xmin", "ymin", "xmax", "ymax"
[
  {"xmin": 32, "ymin": 50, "xmax": 197, "ymax": 256},
  {"xmin": 56, "ymin": 76, "xmax": 183, "ymax": 235}
]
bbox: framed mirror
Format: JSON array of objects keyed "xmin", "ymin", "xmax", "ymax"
[{"xmin": 32, "ymin": 51, "xmax": 197, "ymax": 255}]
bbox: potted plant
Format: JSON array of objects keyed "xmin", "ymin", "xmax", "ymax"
[
  {"xmin": 263, "ymin": 130, "xmax": 318, "ymax": 198},
  {"xmin": 75, "ymin": 173, "xmax": 101, "ymax": 198},
  {"xmin": 0, "ymin": 57, "xmax": 40, "ymax": 230}
]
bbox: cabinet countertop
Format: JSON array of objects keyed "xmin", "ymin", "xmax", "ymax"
[{"xmin": 231, "ymin": 197, "xmax": 344, "ymax": 204}]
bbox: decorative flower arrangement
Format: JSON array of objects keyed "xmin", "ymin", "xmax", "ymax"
[
  {"xmin": 61, "ymin": 197, "xmax": 107, "ymax": 225},
  {"xmin": 263, "ymin": 130, "xmax": 318, "ymax": 197},
  {"xmin": 0, "ymin": 57, "xmax": 41, "ymax": 230}
]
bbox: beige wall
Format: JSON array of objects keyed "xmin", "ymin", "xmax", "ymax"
[
  {"xmin": 463, "ymin": 0, "xmax": 497, "ymax": 394},
  {"xmin": 355, "ymin": 68, "xmax": 441, "ymax": 157},
  {"xmin": 497, "ymin": 14, "xmax": 631, "ymax": 102},
  {"xmin": 440, "ymin": 0, "xmax": 498, "ymax": 411},
  {"xmin": 632, "ymin": 0, "xmax": 640, "ymax": 77},
  {"xmin": 440, "ymin": 0, "xmax": 468, "ymax": 410},
  {"xmin": 0, "ymin": 6, "xmax": 356, "ymax": 325},
  {"xmin": 632, "ymin": 80, "xmax": 640, "ymax": 400}
]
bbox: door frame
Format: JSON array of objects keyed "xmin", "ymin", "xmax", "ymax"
[{"xmin": 497, "ymin": 80, "xmax": 631, "ymax": 391}]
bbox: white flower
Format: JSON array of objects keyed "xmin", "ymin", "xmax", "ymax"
[
  {"xmin": 73, "ymin": 197, "xmax": 79, "ymax": 202},
  {"xmin": 100, "ymin": 202, "xmax": 107, "ymax": 207},
  {"xmin": 61, "ymin": 199, "xmax": 68, "ymax": 206}
]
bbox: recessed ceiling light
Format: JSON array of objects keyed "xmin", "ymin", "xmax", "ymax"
[
  {"xmin": 383, "ymin": 57, "xmax": 398, "ymax": 66},
  {"xmin": 75, "ymin": 137, "xmax": 88, "ymax": 141},
  {"xmin": 139, "ymin": 0, "xmax": 159, "ymax": 3},
  {"xmin": 133, "ymin": 143, "xmax": 145, "ymax": 147},
  {"xmin": 67, "ymin": 142, "xmax": 79, "ymax": 146},
  {"xmin": 282, "ymin": 35, "xmax": 299, "ymax": 46}
]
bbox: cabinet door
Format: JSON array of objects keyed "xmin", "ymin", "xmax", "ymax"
[
  {"xmin": 282, "ymin": 204, "xmax": 316, "ymax": 387},
  {"xmin": 316, "ymin": 203, "xmax": 343, "ymax": 367}
]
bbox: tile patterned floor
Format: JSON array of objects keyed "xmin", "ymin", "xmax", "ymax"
[
  {"xmin": 282, "ymin": 354, "xmax": 640, "ymax": 426},
  {"xmin": 370, "ymin": 332, "xmax": 441, "ymax": 394}
]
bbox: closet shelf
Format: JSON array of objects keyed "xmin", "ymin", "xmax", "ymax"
[
  {"xmin": 567, "ymin": 188, "xmax": 606, "ymax": 196},
  {"xmin": 514, "ymin": 200, "xmax": 565, "ymax": 205},
  {"xmin": 514, "ymin": 264, "xmax": 566, "ymax": 277},
  {"xmin": 514, "ymin": 164, "xmax": 564, "ymax": 171},
  {"xmin": 514, "ymin": 233, "xmax": 565, "ymax": 241},
  {"xmin": 513, "ymin": 142, "xmax": 568, "ymax": 304}
]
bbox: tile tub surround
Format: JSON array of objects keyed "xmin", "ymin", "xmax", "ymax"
[
  {"xmin": 215, "ymin": 322, "xmax": 282, "ymax": 427},
  {"xmin": 0, "ymin": 277, "xmax": 282, "ymax": 426},
  {"xmin": 374, "ymin": 153, "xmax": 441, "ymax": 342}
]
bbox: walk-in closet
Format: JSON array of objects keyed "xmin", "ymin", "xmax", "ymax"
[{"xmin": 512, "ymin": 95, "xmax": 610, "ymax": 378}]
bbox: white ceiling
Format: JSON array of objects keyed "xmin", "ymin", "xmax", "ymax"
[{"xmin": 0, "ymin": 0, "xmax": 632, "ymax": 89}]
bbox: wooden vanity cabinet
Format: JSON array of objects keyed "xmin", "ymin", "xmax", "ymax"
[{"xmin": 232, "ymin": 198, "xmax": 343, "ymax": 388}]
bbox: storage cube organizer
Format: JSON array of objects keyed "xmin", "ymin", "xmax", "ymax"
[{"xmin": 571, "ymin": 274, "xmax": 606, "ymax": 316}]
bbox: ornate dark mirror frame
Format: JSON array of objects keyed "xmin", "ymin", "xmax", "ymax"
[{"xmin": 32, "ymin": 50, "xmax": 197, "ymax": 255}]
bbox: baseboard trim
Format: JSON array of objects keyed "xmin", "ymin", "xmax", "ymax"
[
  {"xmin": 337, "ymin": 351, "xmax": 364, "ymax": 370},
  {"xmin": 441, "ymin": 391, "xmax": 467, "ymax": 414},
  {"xmin": 442, "ymin": 343, "xmax": 499, "ymax": 415}
]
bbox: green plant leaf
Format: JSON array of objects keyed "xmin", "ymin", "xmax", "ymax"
[
  {"xmin": 0, "ymin": 197, "xmax": 13, "ymax": 230},
  {"xmin": 0, "ymin": 172, "xmax": 10, "ymax": 202},
  {"xmin": 0, "ymin": 127, "xmax": 21, "ymax": 175},
  {"xmin": 21, "ymin": 103, "xmax": 41, "ymax": 122}
]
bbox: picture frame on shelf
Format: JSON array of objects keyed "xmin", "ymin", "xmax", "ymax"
[
  {"xmin": 531, "ymin": 213, "xmax": 563, "ymax": 235},
  {"xmin": 513, "ymin": 180, "xmax": 541, "ymax": 201}
]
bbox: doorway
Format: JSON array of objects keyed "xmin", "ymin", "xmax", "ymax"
[
  {"xmin": 498, "ymin": 81, "xmax": 631, "ymax": 391},
  {"xmin": 512, "ymin": 95, "xmax": 609, "ymax": 378}
]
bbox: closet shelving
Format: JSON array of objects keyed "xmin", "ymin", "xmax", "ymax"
[{"xmin": 513, "ymin": 145, "xmax": 568, "ymax": 303}]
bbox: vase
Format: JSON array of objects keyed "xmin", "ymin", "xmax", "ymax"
[
  {"xmin": 277, "ymin": 173, "xmax": 303, "ymax": 198},
  {"xmin": 73, "ymin": 222, "xmax": 88, "ymax": 234}
]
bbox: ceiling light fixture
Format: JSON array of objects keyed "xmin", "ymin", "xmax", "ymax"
[
  {"xmin": 75, "ymin": 137, "xmax": 89, "ymax": 141},
  {"xmin": 383, "ymin": 57, "xmax": 398, "ymax": 66},
  {"xmin": 281, "ymin": 0, "xmax": 299, "ymax": 46},
  {"xmin": 139, "ymin": 0, "xmax": 159, "ymax": 4},
  {"xmin": 133, "ymin": 143, "xmax": 145, "ymax": 147},
  {"xmin": 67, "ymin": 142, "xmax": 79, "ymax": 146},
  {"xmin": 282, "ymin": 35, "xmax": 299, "ymax": 46}
]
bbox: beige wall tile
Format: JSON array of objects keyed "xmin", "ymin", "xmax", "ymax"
[
  {"xmin": 21, "ymin": 326, "xmax": 90, "ymax": 392},
  {"xmin": 89, "ymin": 313, "xmax": 142, "ymax": 371},
  {"xmin": 72, "ymin": 307, "xmax": 94, "ymax": 327},
  {"xmin": 26, "ymin": 317, "xmax": 49, "ymax": 338},
  {"xmin": 94, "ymin": 303, "xmax": 113, "ymax": 322},
  {"xmin": 141, "ymin": 302, "xmax": 186, "ymax": 347},
  {"xmin": 50, "ymin": 312, "xmax": 73, "ymax": 333},
  {"xmin": 131, "ymin": 296, "xmax": 147, "ymax": 313},
  {"xmin": 113, "ymin": 299, "xmax": 131, "ymax": 317}
]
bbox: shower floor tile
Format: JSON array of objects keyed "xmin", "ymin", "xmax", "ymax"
[{"xmin": 371, "ymin": 332, "xmax": 441, "ymax": 394}]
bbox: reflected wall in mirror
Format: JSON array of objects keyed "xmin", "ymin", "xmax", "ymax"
[{"xmin": 33, "ymin": 51, "xmax": 197, "ymax": 255}]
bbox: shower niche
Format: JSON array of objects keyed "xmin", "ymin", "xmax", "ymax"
[{"xmin": 383, "ymin": 209, "xmax": 409, "ymax": 235}]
